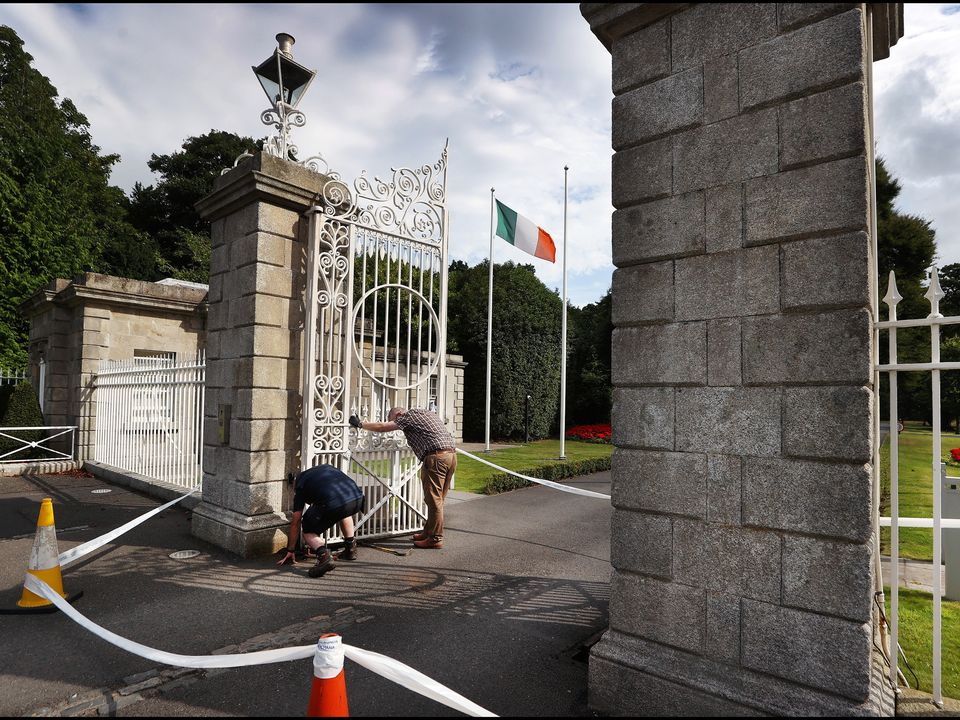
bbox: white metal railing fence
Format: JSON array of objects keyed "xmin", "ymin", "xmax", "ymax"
[
  {"xmin": 0, "ymin": 426, "xmax": 76, "ymax": 464},
  {"xmin": 93, "ymin": 353, "xmax": 205, "ymax": 491},
  {"xmin": 0, "ymin": 366, "xmax": 27, "ymax": 386},
  {"xmin": 91, "ymin": 350, "xmax": 429, "ymax": 541},
  {"xmin": 877, "ymin": 268, "xmax": 956, "ymax": 705}
]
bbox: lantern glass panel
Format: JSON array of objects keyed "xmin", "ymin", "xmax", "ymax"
[{"xmin": 253, "ymin": 51, "xmax": 314, "ymax": 108}]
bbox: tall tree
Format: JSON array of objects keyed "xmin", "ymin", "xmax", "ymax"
[
  {"xmin": 447, "ymin": 260, "xmax": 563, "ymax": 440},
  {"xmin": 876, "ymin": 157, "xmax": 937, "ymax": 319},
  {"xmin": 127, "ymin": 131, "xmax": 260, "ymax": 282},
  {"xmin": 0, "ymin": 26, "xmax": 136, "ymax": 368},
  {"xmin": 875, "ymin": 157, "xmax": 938, "ymax": 423},
  {"xmin": 565, "ymin": 290, "xmax": 612, "ymax": 425}
]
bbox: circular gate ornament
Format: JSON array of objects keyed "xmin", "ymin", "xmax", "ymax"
[{"xmin": 351, "ymin": 283, "xmax": 443, "ymax": 391}]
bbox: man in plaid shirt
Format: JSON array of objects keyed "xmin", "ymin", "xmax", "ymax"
[{"xmin": 350, "ymin": 407, "xmax": 456, "ymax": 549}]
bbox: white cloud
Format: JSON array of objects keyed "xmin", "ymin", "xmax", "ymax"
[
  {"xmin": 0, "ymin": 3, "xmax": 613, "ymax": 306},
  {"xmin": 13, "ymin": 5, "xmax": 956, "ymax": 303},
  {"xmin": 874, "ymin": 4, "xmax": 960, "ymax": 267}
]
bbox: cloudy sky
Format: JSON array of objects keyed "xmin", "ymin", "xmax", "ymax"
[{"xmin": 1, "ymin": 4, "xmax": 959, "ymax": 307}]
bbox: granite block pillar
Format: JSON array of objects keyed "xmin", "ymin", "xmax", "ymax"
[
  {"xmin": 582, "ymin": 3, "xmax": 903, "ymax": 715},
  {"xmin": 191, "ymin": 152, "xmax": 327, "ymax": 557}
]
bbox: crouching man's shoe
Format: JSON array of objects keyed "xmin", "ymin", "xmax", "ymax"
[
  {"xmin": 308, "ymin": 549, "xmax": 336, "ymax": 577},
  {"xmin": 413, "ymin": 536, "xmax": 443, "ymax": 549},
  {"xmin": 337, "ymin": 539, "xmax": 358, "ymax": 561}
]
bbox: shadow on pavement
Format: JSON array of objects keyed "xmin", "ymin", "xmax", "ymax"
[{"xmin": 0, "ymin": 472, "xmax": 611, "ymax": 717}]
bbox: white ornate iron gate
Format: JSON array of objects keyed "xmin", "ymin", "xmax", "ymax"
[{"xmin": 301, "ymin": 144, "xmax": 449, "ymax": 540}]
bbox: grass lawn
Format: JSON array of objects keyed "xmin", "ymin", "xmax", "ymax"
[
  {"xmin": 880, "ymin": 423, "xmax": 960, "ymax": 561},
  {"xmin": 454, "ymin": 439, "xmax": 613, "ymax": 494},
  {"xmin": 884, "ymin": 587, "xmax": 960, "ymax": 699}
]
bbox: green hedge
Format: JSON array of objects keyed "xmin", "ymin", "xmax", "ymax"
[
  {"xmin": 0, "ymin": 384, "xmax": 14, "ymax": 420},
  {"xmin": 481, "ymin": 456, "xmax": 612, "ymax": 495},
  {"xmin": 1, "ymin": 381, "xmax": 43, "ymax": 427},
  {"xmin": 0, "ymin": 381, "xmax": 50, "ymax": 459}
]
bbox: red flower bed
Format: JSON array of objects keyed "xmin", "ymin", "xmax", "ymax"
[
  {"xmin": 566, "ymin": 423, "xmax": 612, "ymax": 443},
  {"xmin": 951, "ymin": 448, "xmax": 960, "ymax": 463}
]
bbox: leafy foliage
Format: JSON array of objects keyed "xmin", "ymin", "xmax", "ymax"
[
  {"xmin": 448, "ymin": 260, "xmax": 563, "ymax": 440},
  {"xmin": 565, "ymin": 291, "xmax": 611, "ymax": 425},
  {"xmin": 0, "ymin": 380, "xmax": 42, "ymax": 426},
  {"xmin": 942, "ymin": 337, "xmax": 960, "ymax": 433},
  {"xmin": 125, "ymin": 131, "xmax": 260, "ymax": 282},
  {"xmin": 481, "ymin": 455, "xmax": 612, "ymax": 495},
  {"xmin": 0, "ymin": 381, "xmax": 44, "ymax": 456},
  {"xmin": 0, "ymin": 26, "xmax": 139, "ymax": 368},
  {"xmin": 875, "ymin": 157, "xmax": 938, "ymax": 423},
  {"xmin": 447, "ymin": 260, "xmax": 612, "ymax": 440}
]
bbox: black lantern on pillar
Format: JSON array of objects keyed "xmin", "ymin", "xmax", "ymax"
[
  {"xmin": 253, "ymin": 33, "xmax": 315, "ymax": 110},
  {"xmin": 252, "ymin": 34, "xmax": 317, "ymax": 162}
]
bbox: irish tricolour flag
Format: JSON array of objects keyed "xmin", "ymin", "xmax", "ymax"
[{"xmin": 495, "ymin": 200, "xmax": 557, "ymax": 263}]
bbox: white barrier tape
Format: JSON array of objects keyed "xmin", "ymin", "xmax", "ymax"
[
  {"xmin": 456, "ymin": 448, "xmax": 610, "ymax": 500},
  {"xmin": 24, "ymin": 575, "xmax": 497, "ymax": 717},
  {"xmin": 25, "ymin": 574, "xmax": 312, "ymax": 667},
  {"xmin": 342, "ymin": 643, "xmax": 496, "ymax": 717},
  {"xmin": 58, "ymin": 489, "xmax": 197, "ymax": 568}
]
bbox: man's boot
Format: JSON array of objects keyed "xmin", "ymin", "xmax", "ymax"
[
  {"xmin": 337, "ymin": 538, "xmax": 358, "ymax": 561},
  {"xmin": 308, "ymin": 548, "xmax": 336, "ymax": 577}
]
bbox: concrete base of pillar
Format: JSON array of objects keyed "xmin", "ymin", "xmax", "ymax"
[
  {"xmin": 588, "ymin": 630, "xmax": 894, "ymax": 717},
  {"xmin": 191, "ymin": 502, "xmax": 288, "ymax": 558}
]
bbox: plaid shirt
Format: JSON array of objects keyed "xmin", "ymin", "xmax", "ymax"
[{"xmin": 394, "ymin": 408, "xmax": 455, "ymax": 461}]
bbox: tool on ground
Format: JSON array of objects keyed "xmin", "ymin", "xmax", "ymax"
[{"xmin": 360, "ymin": 542, "xmax": 410, "ymax": 557}]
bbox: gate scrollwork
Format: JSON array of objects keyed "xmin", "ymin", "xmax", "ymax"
[{"xmin": 317, "ymin": 141, "xmax": 447, "ymax": 244}]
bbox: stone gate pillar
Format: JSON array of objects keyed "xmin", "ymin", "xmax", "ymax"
[
  {"xmin": 583, "ymin": 3, "xmax": 902, "ymax": 715},
  {"xmin": 191, "ymin": 153, "xmax": 325, "ymax": 557}
]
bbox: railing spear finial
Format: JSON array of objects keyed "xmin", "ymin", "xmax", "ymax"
[
  {"xmin": 883, "ymin": 270, "xmax": 903, "ymax": 314},
  {"xmin": 926, "ymin": 266, "xmax": 946, "ymax": 319}
]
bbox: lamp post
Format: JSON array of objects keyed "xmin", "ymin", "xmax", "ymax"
[
  {"xmin": 525, "ymin": 393, "xmax": 531, "ymax": 444},
  {"xmin": 252, "ymin": 33, "xmax": 317, "ymax": 163}
]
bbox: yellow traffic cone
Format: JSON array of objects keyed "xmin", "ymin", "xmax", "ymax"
[{"xmin": 2, "ymin": 497, "xmax": 82, "ymax": 614}]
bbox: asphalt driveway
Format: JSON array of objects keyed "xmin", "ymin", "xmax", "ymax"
[{"xmin": 0, "ymin": 470, "xmax": 611, "ymax": 717}]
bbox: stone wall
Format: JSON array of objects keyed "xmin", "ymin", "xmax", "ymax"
[
  {"xmin": 447, "ymin": 354, "xmax": 466, "ymax": 442},
  {"xmin": 583, "ymin": 2, "xmax": 902, "ymax": 715},
  {"xmin": 23, "ymin": 274, "xmax": 207, "ymax": 461}
]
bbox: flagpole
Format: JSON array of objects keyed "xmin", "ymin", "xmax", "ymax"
[
  {"xmin": 560, "ymin": 166, "xmax": 568, "ymax": 460},
  {"xmin": 485, "ymin": 187, "xmax": 495, "ymax": 453}
]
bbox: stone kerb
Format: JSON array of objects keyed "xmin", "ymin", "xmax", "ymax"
[
  {"xmin": 191, "ymin": 152, "xmax": 329, "ymax": 558},
  {"xmin": 585, "ymin": 3, "xmax": 901, "ymax": 716}
]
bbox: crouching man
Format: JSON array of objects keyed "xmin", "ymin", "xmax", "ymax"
[{"xmin": 276, "ymin": 464, "xmax": 365, "ymax": 577}]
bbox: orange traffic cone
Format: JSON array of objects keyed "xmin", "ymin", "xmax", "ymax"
[
  {"xmin": 306, "ymin": 633, "xmax": 349, "ymax": 717},
  {"xmin": 2, "ymin": 497, "xmax": 82, "ymax": 614}
]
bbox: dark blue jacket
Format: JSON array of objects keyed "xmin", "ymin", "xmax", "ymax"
[{"xmin": 293, "ymin": 464, "xmax": 363, "ymax": 512}]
